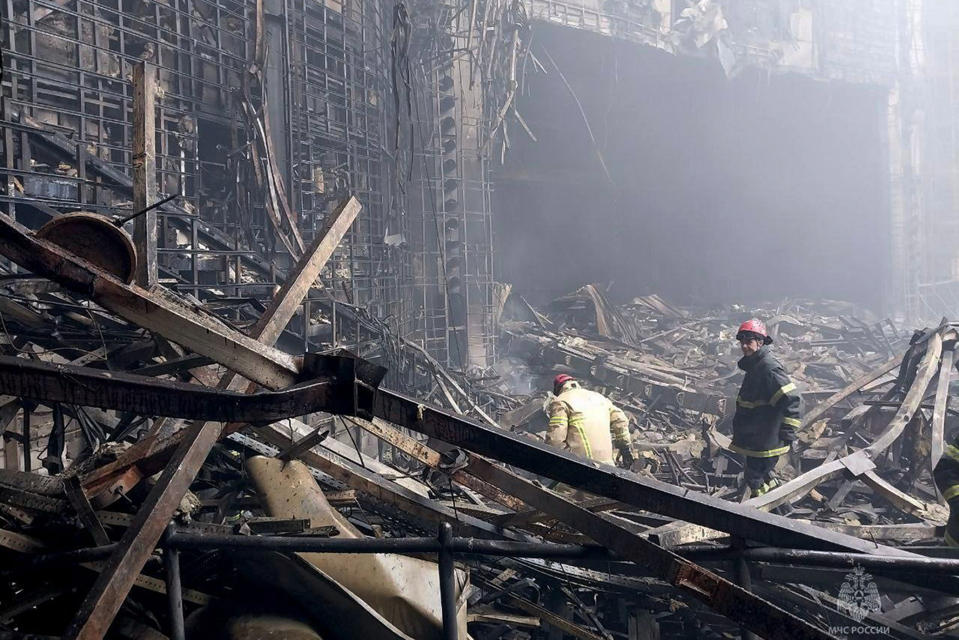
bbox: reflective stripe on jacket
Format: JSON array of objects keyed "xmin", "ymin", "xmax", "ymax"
[
  {"xmin": 546, "ymin": 383, "xmax": 629, "ymax": 464},
  {"xmin": 935, "ymin": 438, "xmax": 959, "ymax": 502},
  {"xmin": 936, "ymin": 438, "xmax": 959, "ymax": 547},
  {"xmin": 732, "ymin": 346, "xmax": 800, "ymax": 457}
]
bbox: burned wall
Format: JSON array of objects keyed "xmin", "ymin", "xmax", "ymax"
[{"xmin": 494, "ymin": 25, "xmax": 889, "ymax": 309}]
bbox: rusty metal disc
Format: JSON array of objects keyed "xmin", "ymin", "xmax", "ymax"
[{"xmin": 36, "ymin": 212, "xmax": 138, "ymax": 284}]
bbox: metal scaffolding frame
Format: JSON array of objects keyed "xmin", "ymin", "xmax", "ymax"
[
  {"xmin": 0, "ymin": 0, "xmax": 495, "ymax": 373},
  {"xmin": 406, "ymin": 0, "xmax": 496, "ymax": 371}
]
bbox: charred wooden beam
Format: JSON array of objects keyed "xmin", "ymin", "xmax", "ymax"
[
  {"xmin": 65, "ymin": 416, "xmax": 224, "ymax": 639},
  {"xmin": 63, "ymin": 476, "xmax": 109, "ymax": 547}
]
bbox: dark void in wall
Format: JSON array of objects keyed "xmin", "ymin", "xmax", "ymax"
[{"xmin": 493, "ymin": 25, "xmax": 889, "ymax": 310}]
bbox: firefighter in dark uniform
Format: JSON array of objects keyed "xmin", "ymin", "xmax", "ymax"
[
  {"xmin": 732, "ymin": 319, "xmax": 801, "ymax": 497},
  {"xmin": 934, "ymin": 435, "xmax": 959, "ymax": 547}
]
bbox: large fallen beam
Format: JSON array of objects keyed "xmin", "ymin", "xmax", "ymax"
[
  {"xmin": 0, "ymin": 212, "xmax": 298, "ymax": 389},
  {"xmin": 335, "ymin": 413, "xmax": 835, "ymax": 638},
  {"xmin": 369, "ymin": 387, "xmax": 910, "ymax": 557},
  {"xmin": 461, "ymin": 456, "xmax": 833, "ymax": 639},
  {"xmin": 0, "ymin": 206, "xmax": 365, "ymax": 423},
  {"xmin": 2, "ymin": 345, "xmax": 910, "ymax": 559},
  {"xmin": 0, "ymin": 356, "xmax": 335, "ymax": 422}
]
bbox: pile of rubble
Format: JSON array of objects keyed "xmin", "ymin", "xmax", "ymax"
[
  {"xmin": 0, "ymin": 205, "xmax": 957, "ymax": 640},
  {"xmin": 485, "ymin": 286, "xmax": 934, "ymax": 517}
]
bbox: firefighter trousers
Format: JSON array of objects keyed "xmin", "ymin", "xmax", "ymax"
[
  {"xmin": 743, "ymin": 455, "xmax": 780, "ymax": 497},
  {"xmin": 947, "ymin": 497, "xmax": 959, "ymax": 548}
]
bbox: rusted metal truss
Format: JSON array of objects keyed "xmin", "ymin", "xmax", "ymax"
[{"xmin": 0, "ymin": 198, "xmax": 365, "ymax": 639}]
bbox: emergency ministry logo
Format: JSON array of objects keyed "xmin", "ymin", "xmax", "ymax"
[{"xmin": 837, "ymin": 566, "xmax": 882, "ymax": 622}]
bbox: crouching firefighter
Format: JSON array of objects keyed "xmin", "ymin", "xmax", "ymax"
[
  {"xmin": 934, "ymin": 436, "xmax": 959, "ymax": 547},
  {"xmin": 732, "ymin": 319, "xmax": 801, "ymax": 497},
  {"xmin": 547, "ymin": 374, "xmax": 637, "ymax": 468}
]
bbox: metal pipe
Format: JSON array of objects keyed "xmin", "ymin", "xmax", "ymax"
[
  {"xmin": 163, "ymin": 528, "xmax": 185, "ymax": 640},
  {"xmin": 114, "ymin": 193, "xmax": 179, "ymax": 226},
  {"xmin": 164, "ymin": 531, "xmax": 612, "ymax": 559},
  {"xmin": 167, "ymin": 532, "xmax": 439, "ymax": 553},
  {"xmin": 22, "ymin": 535, "xmax": 958, "ymax": 574},
  {"xmin": 742, "ymin": 547, "xmax": 959, "ymax": 573},
  {"xmin": 5, "ymin": 543, "xmax": 118, "ymax": 573},
  {"xmin": 731, "ymin": 538, "xmax": 759, "ymax": 640},
  {"xmin": 685, "ymin": 546, "xmax": 959, "ymax": 574},
  {"xmin": 438, "ymin": 523, "xmax": 457, "ymax": 640},
  {"xmin": 7, "ymin": 532, "xmax": 612, "ymax": 598},
  {"xmin": 22, "ymin": 408, "xmax": 30, "ymax": 472},
  {"xmin": 450, "ymin": 538, "xmax": 611, "ymax": 559}
]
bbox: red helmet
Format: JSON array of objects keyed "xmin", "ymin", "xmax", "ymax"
[
  {"xmin": 736, "ymin": 318, "xmax": 773, "ymax": 345},
  {"xmin": 553, "ymin": 374, "xmax": 575, "ymax": 395}
]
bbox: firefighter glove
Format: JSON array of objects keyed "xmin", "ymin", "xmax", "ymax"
[{"xmin": 618, "ymin": 445, "xmax": 636, "ymax": 469}]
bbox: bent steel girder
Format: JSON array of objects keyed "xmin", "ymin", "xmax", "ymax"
[
  {"xmin": 368, "ymin": 388, "xmax": 915, "ymax": 558},
  {"xmin": 0, "ymin": 349, "xmax": 913, "ymax": 560},
  {"xmin": 0, "ymin": 356, "xmax": 332, "ymax": 423}
]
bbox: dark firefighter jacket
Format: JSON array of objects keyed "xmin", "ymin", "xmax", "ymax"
[
  {"xmin": 732, "ymin": 346, "xmax": 801, "ymax": 458},
  {"xmin": 934, "ymin": 433, "xmax": 959, "ymax": 547}
]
